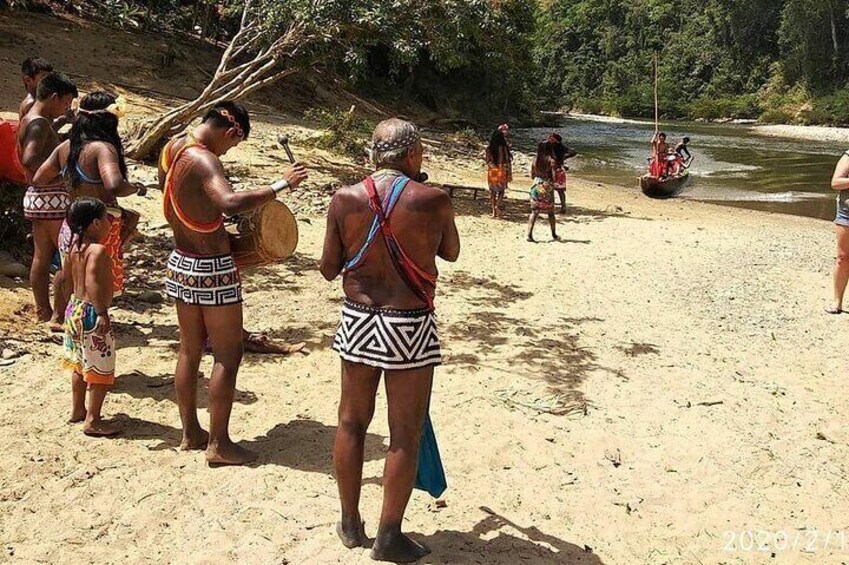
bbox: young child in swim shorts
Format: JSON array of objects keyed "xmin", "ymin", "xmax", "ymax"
[{"xmin": 62, "ymin": 197, "xmax": 119, "ymax": 437}]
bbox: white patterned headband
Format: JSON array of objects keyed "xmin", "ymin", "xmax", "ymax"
[{"xmin": 370, "ymin": 130, "xmax": 421, "ymax": 152}]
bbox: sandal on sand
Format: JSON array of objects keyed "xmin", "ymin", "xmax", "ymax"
[{"xmin": 825, "ymin": 306, "xmax": 843, "ymax": 315}]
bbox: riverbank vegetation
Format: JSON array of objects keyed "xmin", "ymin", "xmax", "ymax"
[
  {"xmin": 534, "ymin": 0, "xmax": 849, "ymax": 125},
  {"xmin": 3, "ymin": 0, "xmax": 848, "ymax": 128}
]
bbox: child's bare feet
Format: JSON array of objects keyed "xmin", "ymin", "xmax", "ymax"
[
  {"xmin": 68, "ymin": 409, "xmax": 86, "ymax": 424},
  {"xmin": 180, "ymin": 427, "xmax": 210, "ymax": 451},
  {"xmin": 83, "ymin": 417, "xmax": 120, "ymax": 437},
  {"xmin": 206, "ymin": 440, "xmax": 257, "ymax": 466}
]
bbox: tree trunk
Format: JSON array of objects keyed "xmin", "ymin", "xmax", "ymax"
[
  {"xmin": 828, "ymin": 0, "xmax": 839, "ymax": 56},
  {"xmin": 191, "ymin": 0, "xmax": 201, "ymax": 33},
  {"xmin": 125, "ymin": 2, "xmax": 311, "ymax": 160},
  {"xmin": 126, "ymin": 64, "xmax": 302, "ymax": 160}
]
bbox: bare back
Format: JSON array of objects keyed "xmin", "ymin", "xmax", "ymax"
[
  {"xmin": 67, "ymin": 242, "xmax": 113, "ymax": 308},
  {"xmin": 328, "ymin": 175, "xmax": 459, "ymax": 309},
  {"xmin": 45, "ymin": 142, "xmax": 111, "ymax": 203},
  {"xmin": 159, "ymin": 135, "xmax": 230, "ymax": 255},
  {"xmin": 19, "ymin": 94, "xmax": 35, "ymax": 120}
]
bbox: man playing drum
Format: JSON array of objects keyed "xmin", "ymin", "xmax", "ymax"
[
  {"xmin": 320, "ymin": 118, "xmax": 460, "ymax": 562},
  {"xmin": 158, "ymin": 101, "xmax": 307, "ymax": 465}
]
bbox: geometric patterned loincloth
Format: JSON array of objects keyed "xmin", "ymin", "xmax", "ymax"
[
  {"xmin": 333, "ymin": 299, "xmax": 441, "ymax": 371},
  {"xmin": 165, "ymin": 249, "xmax": 242, "ymax": 306},
  {"xmin": 22, "ymin": 184, "xmax": 72, "ymax": 221}
]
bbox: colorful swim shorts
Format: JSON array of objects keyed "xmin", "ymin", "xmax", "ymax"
[{"xmin": 63, "ymin": 296, "xmax": 116, "ymax": 385}]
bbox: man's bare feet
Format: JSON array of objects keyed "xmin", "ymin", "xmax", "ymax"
[
  {"xmin": 205, "ymin": 440, "xmax": 257, "ymax": 466},
  {"xmin": 35, "ymin": 307, "xmax": 52, "ymax": 324},
  {"xmin": 180, "ymin": 427, "xmax": 209, "ymax": 451},
  {"xmin": 371, "ymin": 527, "xmax": 430, "ymax": 563},
  {"xmin": 48, "ymin": 320, "xmax": 64, "ymax": 333},
  {"xmin": 337, "ymin": 519, "xmax": 368, "ymax": 549},
  {"xmin": 83, "ymin": 417, "xmax": 120, "ymax": 437}
]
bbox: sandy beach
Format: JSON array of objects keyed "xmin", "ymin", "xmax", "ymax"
[
  {"xmin": 3, "ymin": 145, "xmax": 849, "ymax": 564},
  {"xmin": 566, "ymin": 111, "xmax": 849, "ymax": 145},
  {"xmin": 2, "ymin": 12, "xmax": 849, "ymax": 565},
  {"xmin": 751, "ymin": 124, "xmax": 849, "ymax": 144}
]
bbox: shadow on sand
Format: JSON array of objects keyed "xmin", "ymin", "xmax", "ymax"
[
  {"xmin": 114, "ymin": 370, "xmax": 259, "ymax": 408},
  {"xmin": 241, "ymin": 251, "xmax": 321, "ymax": 294},
  {"xmin": 109, "ymin": 413, "xmax": 183, "ymax": 448},
  {"xmin": 447, "ymin": 186, "xmax": 650, "ymax": 226},
  {"xmin": 441, "ymin": 271, "xmax": 628, "ymax": 414},
  {"xmin": 418, "ymin": 506, "xmax": 606, "ymax": 565},
  {"xmin": 244, "ymin": 418, "xmax": 386, "ymax": 472}
]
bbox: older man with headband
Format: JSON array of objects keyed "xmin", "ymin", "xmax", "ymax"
[{"xmin": 321, "ymin": 118, "xmax": 460, "ymax": 562}]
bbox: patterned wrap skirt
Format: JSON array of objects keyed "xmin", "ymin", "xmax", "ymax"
[{"xmin": 530, "ymin": 177, "xmax": 555, "ymax": 211}]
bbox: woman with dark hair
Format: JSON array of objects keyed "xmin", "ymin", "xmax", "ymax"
[
  {"xmin": 527, "ymin": 141, "xmax": 559, "ymax": 242},
  {"xmin": 34, "ymin": 91, "xmax": 146, "ymax": 296},
  {"xmin": 485, "ymin": 129, "xmax": 511, "ymax": 218},
  {"xmin": 549, "ymin": 133, "xmax": 577, "ymax": 214}
]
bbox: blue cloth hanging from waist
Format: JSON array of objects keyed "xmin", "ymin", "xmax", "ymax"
[{"xmin": 415, "ymin": 401, "xmax": 447, "ymax": 498}]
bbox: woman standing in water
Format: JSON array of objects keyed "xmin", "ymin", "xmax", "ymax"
[
  {"xmin": 828, "ymin": 151, "xmax": 849, "ymax": 313},
  {"xmin": 485, "ymin": 128, "xmax": 511, "ymax": 218},
  {"xmin": 527, "ymin": 141, "xmax": 559, "ymax": 242}
]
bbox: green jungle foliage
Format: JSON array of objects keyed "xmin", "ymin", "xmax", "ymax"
[
  {"xmin": 5, "ymin": 0, "xmax": 849, "ymax": 124},
  {"xmin": 534, "ymin": 0, "xmax": 849, "ymax": 124}
]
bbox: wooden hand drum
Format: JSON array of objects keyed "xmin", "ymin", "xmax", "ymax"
[{"xmin": 228, "ymin": 200, "xmax": 298, "ymax": 268}]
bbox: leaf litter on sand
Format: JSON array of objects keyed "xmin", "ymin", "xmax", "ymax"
[{"xmin": 493, "ymin": 384, "xmax": 589, "ymax": 416}]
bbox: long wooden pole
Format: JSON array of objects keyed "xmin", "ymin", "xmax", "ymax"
[{"xmin": 654, "ymin": 52, "xmax": 659, "ymax": 133}]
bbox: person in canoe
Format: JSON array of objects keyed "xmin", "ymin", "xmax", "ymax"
[
  {"xmin": 675, "ymin": 137, "xmax": 692, "ymax": 163},
  {"xmin": 650, "ymin": 132, "xmax": 669, "ymax": 178},
  {"xmin": 669, "ymin": 137, "xmax": 692, "ymax": 176}
]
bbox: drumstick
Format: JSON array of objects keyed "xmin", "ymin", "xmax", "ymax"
[{"xmin": 277, "ymin": 134, "xmax": 296, "ymax": 164}]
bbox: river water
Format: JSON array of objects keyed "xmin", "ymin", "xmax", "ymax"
[{"xmin": 515, "ymin": 116, "xmax": 843, "ymax": 221}]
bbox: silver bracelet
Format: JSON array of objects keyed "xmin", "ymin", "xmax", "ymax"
[{"xmin": 271, "ymin": 179, "xmax": 290, "ymax": 195}]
